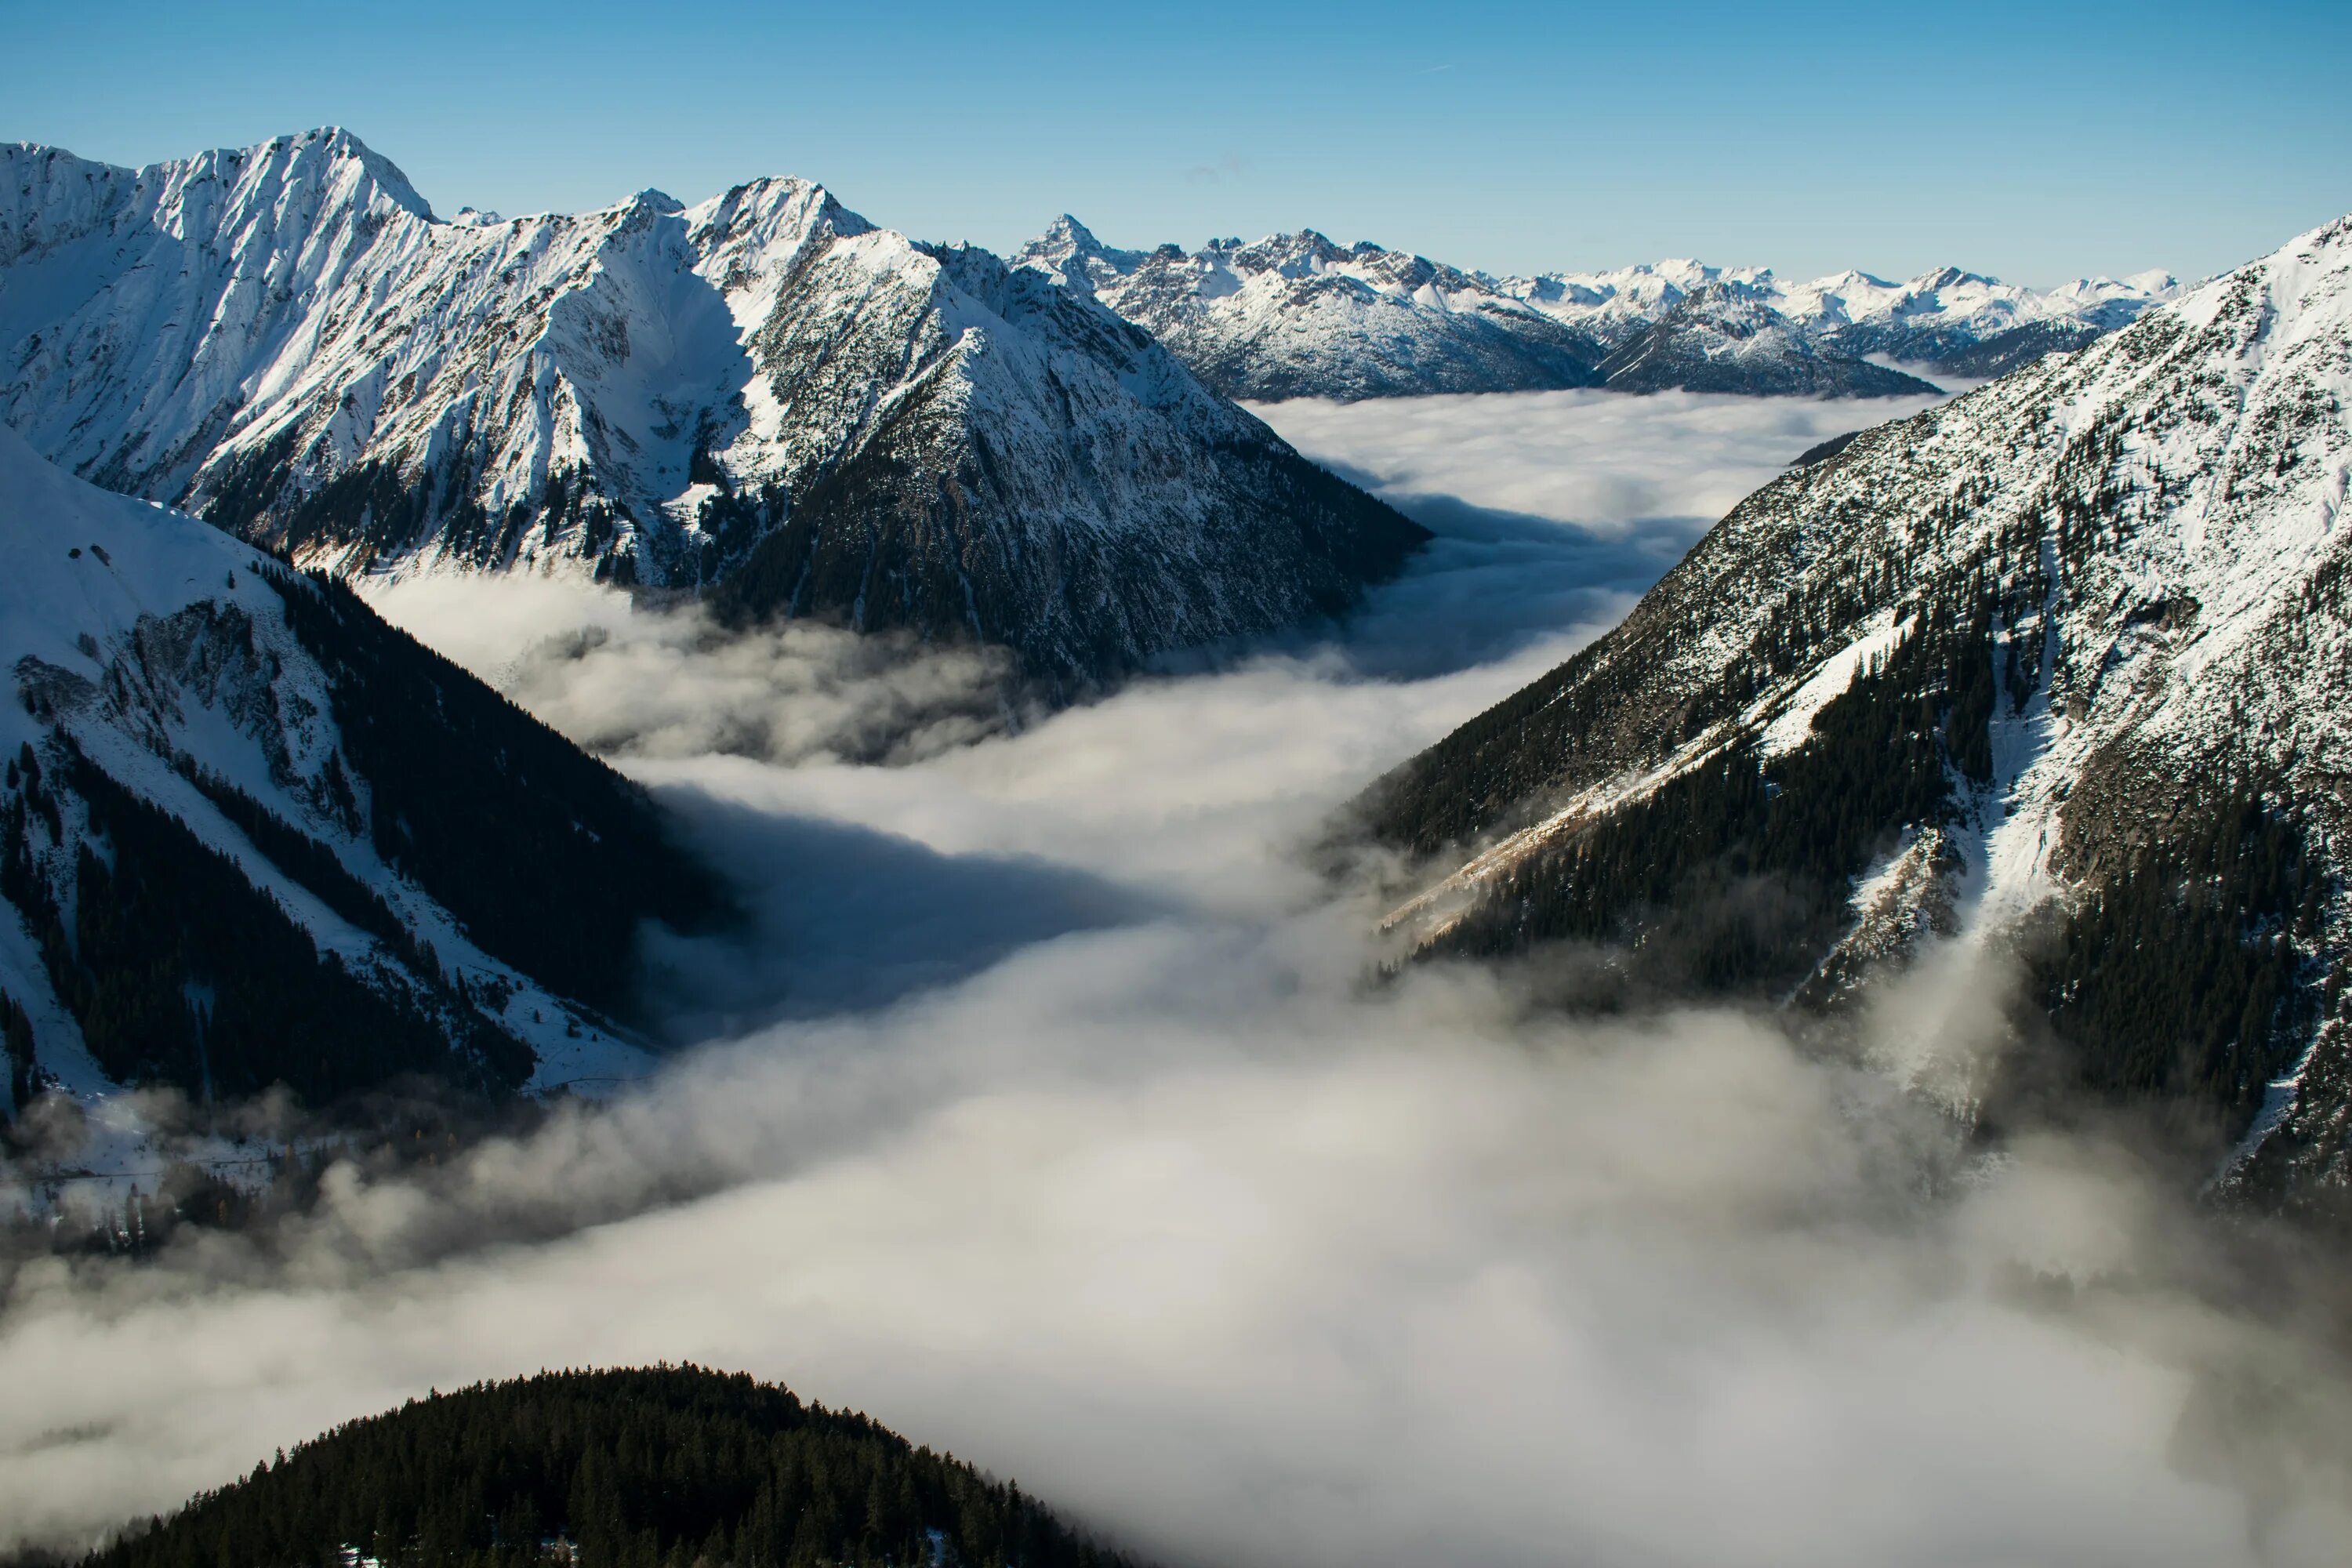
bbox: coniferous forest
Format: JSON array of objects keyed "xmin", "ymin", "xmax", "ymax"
[
  {"xmin": 2, "ymin": 736, "xmax": 495, "ymax": 1102},
  {"xmin": 49, "ymin": 1367, "xmax": 1136, "ymax": 1568},
  {"xmin": 1406, "ymin": 566, "xmax": 2319, "ymax": 1147},
  {"xmin": 0, "ymin": 566, "xmax": 734, "ymax": 1116},
  {"xmin": 263, "ymin": 568, "xmax": 727, "ymax": 1016}
]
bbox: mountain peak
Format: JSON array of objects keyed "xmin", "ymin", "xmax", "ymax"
[
  {"xmin": 1912, "ymin": 264, "xmax": 1994, "ymax": 292},
  {"xmin": 1232, "ymin": 229, "xmax": 1347, "ymax": 277},
  {"xmin": 252, "ymin": 125, "xmax": 436, "ymax": 221},
  {"xmin": 1044, "ymin": 212, "xmax": 1100, "ymax": 249},
  {"xmin": 1011, "ymin": 214, "xmax": 1156, "ymax": 292}
]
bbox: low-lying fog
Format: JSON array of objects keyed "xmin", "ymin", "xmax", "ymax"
[{"xmin": 6, "ymin": 390, "xmax": 2348, "ymax": 1567}]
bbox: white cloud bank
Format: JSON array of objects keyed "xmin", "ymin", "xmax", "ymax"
[
  {"xmin": 1247, "ymin": 386, "xmax": 1947, "ymax": 537},
  {"xmin": 6, "ymin": 924, "xmax": 2345, "ymax": 1566}
]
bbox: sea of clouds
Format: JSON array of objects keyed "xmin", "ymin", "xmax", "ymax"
[{"xmin": 5, "ymin": 390, "xmax": 2347, "ymax": 1567}]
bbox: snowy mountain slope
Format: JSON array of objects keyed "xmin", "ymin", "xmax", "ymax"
[
  {"xmin": 1359, "ymin": 214, "xmax": 2352, "ymax": 1194},
  {"xmin": 1521, "ymin": 260, "xmax": 2179, "ymax": 382},
  {"xmin": 705, "ymin": 233, "xmax": 1426, "ymax": 666},
  {"xmin": 0, "ymin": 423, "xmax": 716, "ymax": 1123},
  {"xmin": 0, "ymin": 132, "xmax": 1425, "ymax": 687},
  {"xmin": 1593, "ymin": 283, "xmax": 1943, "ymax": 397},
  {"xmin": 1016, "ymin": 219, "xmax": 2178, "ymax": 401}
]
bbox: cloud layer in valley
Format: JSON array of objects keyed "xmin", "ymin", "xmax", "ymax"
[
  {"xmin": 5, "ymin": 391, "xmax": 2349, "ymax": 1568},
  {"xmin": 9, "ymin": 920, "xmax": 2348, "ymax": 1567},
  {"xmin": 1246, "ymin": 388, "xmax": 1949, "ymax": 677},
  {"xmin": 1248, "ymin": 387, "xmax": 1947, "ymax": 540}
]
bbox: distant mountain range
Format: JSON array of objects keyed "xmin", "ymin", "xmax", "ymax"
[
  {"xmin": 1015, "ymin": 216, "xmax": 2180, "ymax": 401},
  {"xmin": 0, "ymin": 130, "xmax": 1425, "ymax": 688},
  {"xmin": 1592, "ymin": 282, "xmax": 1941, "ymax": 398},
  {"xmin": 1359, "ymin": 212, "xmax": 2352, "ymax": 1197},
  {"xmin": 0, "ymin": 423, "xmax": 717, "ymax": 1121}
]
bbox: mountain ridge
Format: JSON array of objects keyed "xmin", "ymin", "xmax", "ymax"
[
  {"xmin": 1017, "ymin": 216, "xmax": 2180, "ymax": 401},
  {"xmin": 1594, "ymin": 281, "xmax": 1944, "ymax": 397},
  {"xmin": 42, "ymin": 1365, "xmax": 1136, "ymax": 1568},
  {"xmin": 1356, "ymin": 211, "xmax": 2352, "ymax": 1197},
  {"xmin": 0, "ymin": 130, "xmax": 1426, "ymax": 688}
]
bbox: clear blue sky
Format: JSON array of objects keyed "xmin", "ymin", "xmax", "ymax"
[{"xmin": 4, "ymin": 0, "xmax": 2346, "ymax": 288}]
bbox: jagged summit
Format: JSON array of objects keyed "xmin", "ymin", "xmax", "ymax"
[
  {"xmin": 0, "ymin": 126, "xmax": 433, "ymax": 267},
  {"xmin": 1038, "ymin": 212, "xmax": 1105, "ymax": 251},
  {"xmin": 1360, "ymin": 211, "xmax": 2352, "ymax": 1193},
  {"xmin": 0, "ymin": 132, "xmax": 1424, "ymax": 688},
  {"xmin": 1912, "ymin": 264, "xmax": 1991, "ymax": 292}
]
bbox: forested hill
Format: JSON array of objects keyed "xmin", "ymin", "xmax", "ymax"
[
  {"xmin": 1359, "ymin": 213, "xmax": 2352, "ymax": 1196},
  {"xmin": 55, "ymin": 1366, "xmax": 1136, "ymax": 1568}
]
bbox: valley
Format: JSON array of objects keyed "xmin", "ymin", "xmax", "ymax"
[{"xmin": 3, "ymin": 25, "xmax": 2350, "ymax": 1558}]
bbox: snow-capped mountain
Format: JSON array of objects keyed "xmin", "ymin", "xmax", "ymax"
[
  {"xmin": 1361, "ymin": 213, "xmax": 2352, "ymax": 1194},
  {"xmin": 0, "ymin": 131, "xmax": 1425, "ymax": 687},
  {"xmin": 0, "ymin": 423, "xmax": 717, "ymax": 1123},
  {"xmin": 1017, "ymin": 219, "xmax": 2180, "ymax": 401},
  {"xmin": 1014, "ymin": 217, "xmax": 1609, "ymax": 400},
  {"xmin": 1793, "ymin": 264, "xmax": 2184, "ymax": 376},
  {"xmin": 1593, "ymin": 282, "xmax": 1941, "ymax": 397}
]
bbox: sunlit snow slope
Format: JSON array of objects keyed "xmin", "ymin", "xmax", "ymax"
[
  {"xmin": 0, "ymin": 131, "xmax": 1425, "ymax": 687},
  {"xmin": 1363, "ymin": 214, "xmax": 2352, "ymax": 1195}
]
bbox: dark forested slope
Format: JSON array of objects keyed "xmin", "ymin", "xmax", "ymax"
[
  {"xmin": 1, "ymin": 425, "xmax": 720, "ymax": 1116},
  {"xmin": 62, "ymin": 1367, "xmax": 1135, "ymax": 1568}
]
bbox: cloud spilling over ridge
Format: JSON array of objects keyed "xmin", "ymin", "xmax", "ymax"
[
  {"xmin": 1246, "ymin": 388, "xmax": 1949, "ymax": 679},
  {"xmin": 5, "ymin": 391, "xmax": 2348, "ymax": 1567}
]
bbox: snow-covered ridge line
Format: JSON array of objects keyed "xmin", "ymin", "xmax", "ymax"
[
  {"xmin": 0, "ymin": 129, "xmax": 1425, "ymax": 687},
  {"xmin": 1016, "ymin": 215, "xmax": 2180, "ymax": 401}
]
